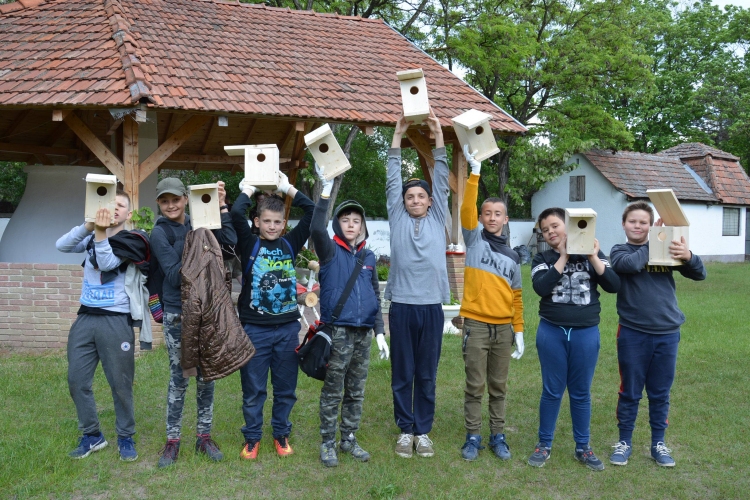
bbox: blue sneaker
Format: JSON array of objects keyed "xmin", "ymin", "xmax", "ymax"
[
  {"xmin": 610, "ymin": 441, "xmax": 632, "ymax": 466},
  {"xmin": 528, "ymin": 442, "xmax": 551, "ymax": 467},
  {"xmin": 488, "ymin": 433, "xmax": 511, "ymax": 460},
  {"xmin": 69, "ymin": 433, "xmax": 108, "ymax": 459},
  {"xmin": 574, "ymin": 444, "xmax": 604, "ymax": 471},
  {"xmin": 460, "ymin": 434, "xmax": 484, "ymax": 461},
  {"xmin": 651, "ymin": 442, "xmax": 675, "ymax": 467},
  {"xmin": 117, "ymin": 436, "xmax": 138, "ymax": 462}
]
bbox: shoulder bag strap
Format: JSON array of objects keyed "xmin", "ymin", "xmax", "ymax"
[{"xmin": 331, "ymin": 251, "xmax": 364, "ymax": 322}]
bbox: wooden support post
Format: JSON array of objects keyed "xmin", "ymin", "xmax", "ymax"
[
  {"xmin": 122, "ymin": 116, "xmax": 140, "ymax": 212},
  {"xmin": 139, "ymin": 115, "xmax": 211, "ymax": 179},
  {"xmin": 283, "ymin": 124, "xmax": 310, "ymax": 221},
  {"xmin": 405, "ymin": 128, "xmax": 457, "ymax": 192},
  {"xmin": 63, "ymin": 112, "xmax": 125, "ymax": 179},
  {"xmin": 451, "ymin": 146, "xmax": 467, "ymax": 246}
]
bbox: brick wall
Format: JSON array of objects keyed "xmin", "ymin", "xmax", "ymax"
[
  {"xmin": 0, "ymin": 263, "xmax": 162, "ymax": 352},
  {"xmin": 446, "ymin": 252, "xmax": 465, "ymax": 302}
]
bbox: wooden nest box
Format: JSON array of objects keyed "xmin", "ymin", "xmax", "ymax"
[
  {"xmin": 304, "ymin": 124, "xmax": 351, "ymax": 180},
  {"xmin": 188, "ymin": 183, "xmax": 221, "ymax": 230},
  {"xmin": 224, "ymin": 144, "xmax": 279, "ymax": 191},
  {"xmin": 84, "ymin": 173, "xmax": 117, "ymax": 224},
  {"xmin": 647, "ymin": 189, "xmax": 689, "ymax": 266},
  {"xmin": 396, "ymin": 68, "xmax": 430, "ymax": 125},
  {"xmin": 451, "ymin": 109, "xmax": 500, "ymax": 162},
  {"xmin": 565, "ymin": 208, "xmax": 597, "ymax": 255}
]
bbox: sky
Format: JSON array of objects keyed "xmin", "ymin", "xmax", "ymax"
[{"xmin": 712, "ymin": 0, "xmax": 750, "ymax": 8}]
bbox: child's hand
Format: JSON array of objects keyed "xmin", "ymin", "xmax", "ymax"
[
  {"xmin": 94, "ymin": 208, "xmax": 112, "ymax": 230},
  {"xmin": 462, "ymin": 144, "xmax": 481, "ymax": 175},
  {"xmin": 276, "ymin": 171, "xmax": 292, "ymax": 195},
  {"xmin": 588, "ymin": 238, "xmax": 600, "ymax": 256},
  {"xmin": 654, "ymin": 217, "xmax": 664, "ymax": 227},
  {"xmin": 217, "ymin": 181, "xmax": 226, "ymax": 205},
  {"xmin": 239, "ymin": 178, "xmax": 256, "ymax": 197},
  {"xmin": 391, "ymin": 113, "xmax": 412, "ymax": 148},
  {"xmin": 425, "ymin": 107, "xmax": 444, "ymax": 148},
  {"xmin": 669, "ymin": 236, "xmax": 692, "ymax": 261},
  {"xmin": 315, "ymin": 163, "xmax": 334, "ymax": 198},
  {"xmin": 85, "ymin": 221, "xmax": 95, "ymax": 232}
]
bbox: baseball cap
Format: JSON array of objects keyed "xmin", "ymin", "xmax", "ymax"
[
  {"xmin": 402, "ymin": 178, "xmax": 431, "ymax": 199},
  {"xmin": 156, "ymin": 178, "xmax": 187, "ymax": 198}
]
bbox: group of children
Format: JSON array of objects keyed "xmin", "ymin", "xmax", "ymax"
[{"xmin": 57, "ymin": 108, "xmax": 704, "ymax": 471}]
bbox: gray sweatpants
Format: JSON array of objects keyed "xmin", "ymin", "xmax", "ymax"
[{"xmin": 67, "ymin": 313, "xmax": 136, "ymax": 438}]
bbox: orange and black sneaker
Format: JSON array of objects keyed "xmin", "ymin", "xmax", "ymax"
[
  {"xmin": 240, "ymin": 440, "xmax": 260, "ymax": 460},
  {"xmin": 274, "ymin": 436, "xmax": 293, "ymax": 457}
]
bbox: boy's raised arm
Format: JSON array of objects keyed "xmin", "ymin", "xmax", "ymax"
[
  {"xmin": 151, "ymin": 226, "xmax": 182, "ymax": 289},
  {"xmin": 386, "ymin": 115, "xmax": 411, "ymax": 218},
  {"xmin": 610, "ymin": 243, "xmax": 649, "ymax": 273},
  {"xmin": 309, "ymin": 170, "xmax": 335, "ymax": 265},
  {"xmin": 284, "ymin": 191, "xmax": 315, "ymax": 254},
  {"xmin": 677, "ymin": 252, "xmax": 706, "ymax": 281},
  {"xmin": 56, "ymin": 224, "xmax": 93, "ymax": 253},
  {"xmin": 211, "ymin": 181, "xmax": 237, "ymax": 246},
  {"xmin": 425, "ymin": 110, "xmax": 448, "ymax": 224}
]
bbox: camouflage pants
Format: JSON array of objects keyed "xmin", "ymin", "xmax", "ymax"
[
  {"xmin": 163, "ymin": 312, "xmax": 215, "ymax": 439},
  {"xmin": 319, "ymin": 325, "xmax": 373, "ymax": 442}
]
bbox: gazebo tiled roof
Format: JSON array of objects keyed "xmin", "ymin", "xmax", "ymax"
[{"xmin": 0, "ymin": 0, "xmax": 526, "ymax": 133}]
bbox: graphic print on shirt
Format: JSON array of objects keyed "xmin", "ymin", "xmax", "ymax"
[
  {"xmin": 250, "ymin": 246, "xmax": 297, "ymax": 315},
  {"xmin": 81, "ymin": 280, "xmax": 116, "ymax": 308},
  {"xmin": 551, "ymin": 261, "xmax": 591, "ymax": 306}
]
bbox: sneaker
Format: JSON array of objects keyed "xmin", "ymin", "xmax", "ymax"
[
  {"xmin": 340, "ymin": 434, "xmax": 370, "ymax": 462},
  {"xmin": 414, "ymin": 434, "xmax": 434, "ymax": 458},
  {"xmin": 528, "ymin": 442, "xmax": 551, "ymax": 467},
  {"xmin": 574, "ymin": 444, "xmax": 604, "ymax": 471},
  {"xmin": 460, "ymin": 434, "xmax": 484, "ymax": 461},
  {"xmin": 274, "ymin": 436, "xmax": 293, "ymax": 457},
  {"xmin": 320, "ymin": 440, "xmax": 338, "ymax": 467},
  {"xmin": 488, "ymin": 433, "xmax": 511, "ymax": 461},
  {"xmin": 158, "ymin": 439, "xmax": 180, "ymax": 468},
  {"xmin": 117, "ymin": 436, "xmax": 138, "ymax": 462},
  {"xmin": 610, "ymin": 441, "xmax": 632, "ymax": 466},
  {"xmin": 240, "ymin": 440, "xmax": 259, "ymax": 460},
  {"xmin": 195, "ymin": 434, "xmax": 224, "ymax": 462},
  {"xmin": 651, "ymin": 441, "xmax": 675, "ymax": 467},
  {"xmin": 68, "ymin": 433, "xmax": 108, "ymax": 459},
  {"xmin": 395, "ymin": 433, "xmax": 414, "ymax": 458}
]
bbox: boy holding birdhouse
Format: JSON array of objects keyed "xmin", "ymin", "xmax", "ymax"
[{"xmin": 608, "ymin": 202, "xmax": 705, "ymax": 468}]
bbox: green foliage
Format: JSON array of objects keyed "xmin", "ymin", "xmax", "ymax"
[
  {"xmin": 130, "ymin": 206, "xmax": 155, "ymax": 234},
  {"xmin": 376, "ymin": 263, "xmax": 389, "ymax": 282},
  {"xmin": 295, "ymin": 246, "xmax": 317, "ymax": 269},
  {"xmin": 0, "ymin": 162, "xmax": 27, "ymax": 207}
]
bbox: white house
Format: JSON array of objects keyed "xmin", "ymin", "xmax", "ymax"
[{"xmin": 531, "ymin": 143, "xmax": 750, "ymax": 262}]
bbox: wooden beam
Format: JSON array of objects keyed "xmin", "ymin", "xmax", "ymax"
[
  {"xmin": 450, "ymin": 145, "xmax": 467, "ymax": 246},
  {"xmin": 165, "ymin": 154, "xmax": 243, "ymax": 165},
  {"xmin": 277, "ymin": 122, "xmax": 297, "ymax": 152},
  {"xmin": 0, "ymin": 141, "xmax": 81, "ymax": 157},
  {"xmin": 139, "ymin": 115, "xmax": 211, "ymax": 179},
  {"xmin": 295, "ymin": 121, "xmax": 306, "ymax": 132},
  {"xmin": 406, "ymin": 128, "xmax": 457, "ymax": 192},
  {"xmin": 63, "ymin": 112, "xmax": 125, "ymax": 179},
  {"xmin": 194, "ymin": 117, "xmax": 218, "ymax": 173},
  {"xmin": 415, "ymin": 150, "xmax": 433, "ymax": 187},
  {"xmin": 2, "ymin": 110, "xmax": 31, "ymax": 138},
  {"xmin": 33, "ymin": 153, "xmax": 54, "ymax": 165},
  {"xmin": 123, "ymin": 116, "xmax": 139, "ymax": 211},
  {"xmin": 52, "ymin": 110, "xmax": 67, "ymax": 122},
  {"xmin": 43, "ymin": 122, "xmax": 71, "ymax": 148},
  {"xmin": 107, "ymin": 118, "xmax": 124, "ymax": 136},
  {"xmin": 242, "ymin": 118, "xmax": 259, "ymax": 144},
  {"xmin": 160, "ymin": 113, "xmax": 174, "ymax": 144},
  {"xmin": 358, "ymin": 124, "xmax": 375, "ymax": 135},
  {"xmin": 284, "ymin": 124, "xmax": 311, "ymax": 219}
]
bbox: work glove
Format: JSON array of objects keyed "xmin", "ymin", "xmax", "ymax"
[
  {"xmin": 511, "ymin": 332, "xmax": 524, "ymax": 359},
  {"xmin": 376, "ymin": 333, "xmax": 390, "ymax": 360},
  {"xmin": 276, "ymin": 171, "xmax": 292, "ymax": 195},
  {"xmin": 239, "ymin": 178, "xmax": 256, "ymax": 197},
  {"xmin": 463, "ymin": 144, "xmax": 481, "ymax": 175},
  {"xmin": 315, "ymin": 163, "xmax": 334, "ymax": 198}
]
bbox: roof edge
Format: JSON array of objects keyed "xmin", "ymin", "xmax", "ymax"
[
  {"xmin": 103, "ymin": 0, "xmax": 154, "ymax": 104},
  {"xmin": 0, "ymin": 0, "xmax": 47, "ymax": 14}
]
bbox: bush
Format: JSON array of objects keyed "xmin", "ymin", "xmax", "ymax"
[
  {"xmin": 295, "ymin": 247, "xmax": 317, "ymax": 268},
  {"xmin": 376, "ymin": 263, "xmax": 389, "ymax": 281}
]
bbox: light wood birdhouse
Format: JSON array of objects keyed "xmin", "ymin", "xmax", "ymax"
[
  {"xmin": 188, "ymin": 183, "xmax": 221, "ymax": 230},
  {"xmin": 304, "ymin": 124, "xmax": 351, "ymax": 180},
  {"xmin": 451, "ymin": 109, "xmax": 500, "ymax": 162},
  {"xmin": 647, "ymin": 189, "xmax": 690, "ymax": 266},
  {"xmin": 224, "ymin": 144, "xmax": 279, "ymax": 191},
  {"xmin": 396, "ymin": 68, "xmax": 430, "ymax": 125},
  {"xmin": 565, "ymin": 208, "xmax": 597, "ymax": 255},
  {"xmin": 84, "ymin": 173, "xmax": 117, "ymax": 224}
]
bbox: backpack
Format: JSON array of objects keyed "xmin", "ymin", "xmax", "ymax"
[{"xmin": 146, "ymin": 224, "xmax": 176, "ymax": 323}]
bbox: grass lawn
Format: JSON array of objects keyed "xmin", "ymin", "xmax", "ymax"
[{"xmin": 1, "ymin": 262, "xmax": 749, "ymax": 499}]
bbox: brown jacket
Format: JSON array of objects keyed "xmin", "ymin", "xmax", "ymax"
[{"xmin": 181, "ymin": 227, "xmax": 254, "ymax": 381}]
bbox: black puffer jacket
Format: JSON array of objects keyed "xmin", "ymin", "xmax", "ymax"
[{"xmin": 181, "ymin": 228, "xmax": 254, "ymax": 381}]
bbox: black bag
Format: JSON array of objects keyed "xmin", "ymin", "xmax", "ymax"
[{"xmin": 295, "ymin": 252, "xmax": 364, "ymax": 380}]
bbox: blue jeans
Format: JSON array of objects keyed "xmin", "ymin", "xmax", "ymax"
[
  {"xmin": 616, "ymin": 324, "xmax": 680, "ymax": 445},
  {"xmin": 389, "ymin": 302, "xmax": 443, "ymax": 435},
  {"xmin": 239, "ymin": 321, "xmax": 299, "ymax": 442},
  {"xmin": 536, "ymin": 319, "xmax": 600, "ymax": 447}
]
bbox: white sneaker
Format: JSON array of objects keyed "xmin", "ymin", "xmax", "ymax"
[
  {"xmin": 395, "ymin": 433, "xmax": 414, "ymax": 458},
  {"xmin": 414, "ymin": 434, "xmax": 434, "ymax": 457}
]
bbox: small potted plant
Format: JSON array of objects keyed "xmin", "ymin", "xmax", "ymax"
[{"xmin": 442, "ymin": 292, "xmax": 461, "ymax": 334}]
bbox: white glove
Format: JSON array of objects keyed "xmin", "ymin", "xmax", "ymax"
[
  {"xmin": 276, "ymin": 171, "xmax": 292, "ymax": 195},
  {"xmin": 315, "ymin": 163, "xmax": 334, "ymax": 198},
  {"xmin": 239, "ymin": 178, "xmax": 256, "ymax": 197},
  {"xmin": 463, "ymin": 144, "xmax": 481, "ymax": 175},
  {"xmin": 511, "ymin": 332, "xmax": 524, "ymax": 359},
  {"xmin": 376, "ymin": 333, "xmax": 390, "ymax": 360}
]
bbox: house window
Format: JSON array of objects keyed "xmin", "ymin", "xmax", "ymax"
[
  {"xmin": 569, "ymin": 176, "xmax": 585, "ymax": 202},
  {"xmin": 722, "ymin": 207, "xmax": 740, "ymax": 236}
]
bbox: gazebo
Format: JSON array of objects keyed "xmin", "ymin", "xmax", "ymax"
[{"xmin": 0, "ymin": 0, "xmax": 526, "ymax": 350}]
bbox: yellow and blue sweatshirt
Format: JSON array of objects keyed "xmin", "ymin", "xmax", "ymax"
[{"xmin": 459, "ymin": 173, "xmax": 523, "ymax": 331}]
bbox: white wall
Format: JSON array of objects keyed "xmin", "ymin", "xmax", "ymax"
[
  {"xmin": 530, "ymin": 154, "xmax": 747, "ymax": 261},
  {"xmin": 531, "ymin": 155, "xmax": 629, "ymax": 255}
]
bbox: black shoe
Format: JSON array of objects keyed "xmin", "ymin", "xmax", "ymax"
[
  {"xmin": 575, "ymin": 444, "xmax": 604, "ymax": 471},
  {"xmin": 158, "ymin": 439, "xmax": 180, "ymax": 468},
  {"xmin": 528, "ymin": 442, "xmax": 551, "ymax": 467}
]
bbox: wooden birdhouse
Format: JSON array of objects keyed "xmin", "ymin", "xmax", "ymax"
[
  {"xmin": 565, "ymin": 208, "xmax": 597, "ymax": 255},
  {"xmin": 224, "ymin": 144, "xmax": 279, "ymax": 191},
  {"xmin": 451, "ymin": 109, "xmax": 500, "ymax": 162},
  {"xmin": 647, "ymin": 189, "xmax": 689, "ymax": 266},
  {"xmin": 396, "ymin": 68, "xmax": 430, "ymax": 125},
  {"xmin": 84, "ymin": 173, "xmax": 117, "ymax": 224},
  {"xmin": 304, "ymin": 124, "xmax": 351, "ymax": 180},
  {"xmin": 188, "ymin": 183, "xmax": 221, "ymax": 230}
]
